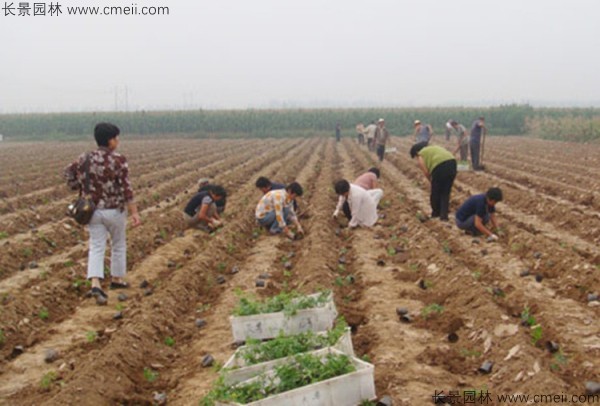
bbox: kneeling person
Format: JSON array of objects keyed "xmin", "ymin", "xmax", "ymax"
[
  {"xmin": 255, "ymin": 182, "xmax": 304, "ymax": 239},
  {"xmin": 455, "ymin": 187, "xmax": 503, "ymax": 241},
  {"xmin": 333, "ymin": 180, "xmax": 379, "ymax": 228},
  {"xmin": 183, "ymin": 185, "xmax": 226, "ymax": 231}
]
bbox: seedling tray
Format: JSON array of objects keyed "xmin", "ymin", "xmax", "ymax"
[
  {"xmin": 215, "ymin": 348, "xmax": 376, "ymax": 406},
  {"xmin": 230, "ymin": 293, "xmax": 338, "ymax": 341},
  {"xmin": 222, "ymin": 328, "xmax": 354, "ymax": 385}
]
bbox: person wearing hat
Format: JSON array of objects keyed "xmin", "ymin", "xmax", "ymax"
[
  {"xmin": 374, "ymin": 118, "xmax": 390, "ymax": 162},
  {"xmin": 413, "ymin": 120, "xmax": 433, "ymax": 144},
  {"xmin": 409, "ymin": 142, "xmax": 457, "ymax": 221}
]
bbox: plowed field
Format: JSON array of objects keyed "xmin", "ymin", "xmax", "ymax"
[{"xmin": 0, "ymin": 136, "xmax": 598, "ymax": 405}]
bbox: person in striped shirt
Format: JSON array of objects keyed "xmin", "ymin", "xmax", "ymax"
[{"xmin": 255, "ymin": 182, "xmax": 304, "ymax": 240}]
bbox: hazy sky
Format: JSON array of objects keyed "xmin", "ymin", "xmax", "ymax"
[{"xmin": 1, "ymin": 0, "xmax": 599, "ymax": 112}]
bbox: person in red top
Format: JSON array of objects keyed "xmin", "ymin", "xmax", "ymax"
[{"xmin": 64, "ymin": 123, "xmax": 141, "ymax": 303}]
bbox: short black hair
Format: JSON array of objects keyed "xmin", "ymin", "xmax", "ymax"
[
  {"xmin": 479, "ymin": 116, "xmax": 485, "ymax": 121},
  {"xmin": 286, "ymin": 182, "xmax": 303, "ymax": 197},
  {"xmin": 486, "ymin": 187, "xmax": 503, "ymax": 202},
  {"xmin": 94, "ymin": 122, "xmax": 120, "ymax": 147},
  {"xmin": 368, "ymin": 167, "xmax": 380, "ymax": 178},
  {"xmin": 255, "ymin": 176, "xmax": 272, "ymax": 189},
  {"xmin": 409, "ymin": 141, "xmax": 429, "ymax": 158},
  {"xmin": 210, "ymin": 185, "xmax": 227, "ymax": 198},
  {"xmin": 334, "ymin": 180, "xmax": 350, "ymax": 195}
]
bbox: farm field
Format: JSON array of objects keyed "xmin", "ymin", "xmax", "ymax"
[{"xmin": 0, "ymin": 136, "xmax": 599, "ymax": 405}]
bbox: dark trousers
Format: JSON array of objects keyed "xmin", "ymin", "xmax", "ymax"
[
  {"xmin": 470, "ymin": 140, "xmax": 481, "ymax": 169},
  {"xmin": 342, "ymin": 201, "xmax": 351, "ymax": 220},
  {"xmin": 430, "ymin": 159, "xmax": 457, "ymax": 220},
  {"xmin": 376, "ymin": 144, "xmax": 385, "ymax": 162}
]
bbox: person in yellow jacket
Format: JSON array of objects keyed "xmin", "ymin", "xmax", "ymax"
[{"xmin": 410, "ymin": 142, "xmax": 457, "ymax": 221}]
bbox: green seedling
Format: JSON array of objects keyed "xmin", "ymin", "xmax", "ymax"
[
  {"xmin": 337, "ymin": 264, "xmax": 346, "ymax": 273},
  {"xmin": 226, "ymin": 243, "xmax": 236, "ymax": 254},
  {"xmin": 143, "ymin": 367, "xmax": 159, "ymax": 383},
  {"xmin": 387, "ymin": 247, "xmax": 397, "ymax": 256},
  {"xmin": 159, "ymin": 229, "xmax": 168, "ymax": 240},
  {"xmin": 521, "ymin": 307, "xmax": 536, "ymax": 327},
  {"xmin": 0, "ymin": 329, "xmax": 5, "ymax": 346},
  {"xmin": 550, "ymin": 351, "xmax": 568, "ymax": 371},
  {"xmin": 472, "ymin": 271, "xmax": 481, "ymax": 280},
  {"xmin": 152, "ymin": 192, "xmax": 160, "ymax": 202},
  {"xmin": 442, "ymin": 241, "xmax": 451, "ymax": 254},
  {"xmin": 39, "ymin": 307, "xmax": 49, "ymax": 320},
  {"xmin": 408, "ymin": 263, "xmax": 419, "ymax": 272},
  {"xmin": 115, "ymin": 303, "xmax": 126, "ymax": 311},
  {"xmin": 381, "ymin": 200, "xmax": 391, "ymax": 208},
  {"xmin": 280, "ymin": 255, "xmax": 289, "ymax": 263},
  {"xmin": 283, "ymin": 270, "xmax": 292, "ymax": 278},
  {"xmin": 361, "ymin": 354, "xmax": 371, "ymax": 363},
  {"xmin": 103, "ymin": 266, "xmax": 110, "ymax": 278},
  {"xmin": 339, "ymin": 247, "xmax": 348, "ymax": 255},
  {"xmin": 39, "ymin": 271, "xmax": 48, "ymax": 280},
  {"xmin": 21, "ymin": 248, "xmax": 33, "ymax": 258},
  {"xmin": 0, "ymin": 232, "xmax": 9, "ymax": 239},
  {"xmin": 164, "ymin": 336, "xmax": 175, "ymax": 347},
  {"xmin": 63, "ymin": 260, "xmax": 75, "ymax": 267},
  {"xmin": 40, "ymin": 371, "xmax": 57, "ymax": 390},
  {"xmin": 86, "ymin": 331, "xmax": 98, "ymax": 343},
  {"xmin": 232, "ymin": 290, "xmax": 331, "ymax": 317},
  {"xmin": 197, "ymin": 303, "xmax": 211, "ymax": 313},
  {"xmin": 360, "ymin": 401, "xmax": 376, "ymax": 406},
  {"xmin": 421, "ymin": 303, "xmax": 444, "ymax": 319},
  {"xmin": 334, "ymin": 276, "xmax": 345, "ymax": 287},
  {"xmin": 216, "ymin": 262, "xmax": 226, "ymax": 272},
  {"xmin": 531, "ymin": 325, "xmax": 543, "ymax": 345}
]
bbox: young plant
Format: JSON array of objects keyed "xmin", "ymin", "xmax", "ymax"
[
  {"xmin": 38, "ymin": 307, "xmax": 49, "ymax": 320},
  {"xmin": 0, "ymin": 328, "xmax": 5, "ymax": 346},
  {"xmin": 531, "ymin": 325, "xmax": 543, "ymax": 345},
  {"xmin": 143, "ymin": 367, "xmax": 159, "ymax": 383},
  {"xmin": 86, "ymin": 331, "xmax": 98, "ymax": 343},
  {"xmin": 164, "ymin": 336, "xmax": 175, "ymax": 347},
  {"xmin": 0, "ymin": 231, "xmax": 8, "ymax": 239},
  {"xmin": 232, "ymin": 290, "xmax": 331, "ymax": 317},
  {"xmin": 421, "ymin": 303, "xmax": 444, "ymax": 319},
  {"xmin": 216, "ymin": 262, "xmax": 226, "ymax": 272},
  {"xmin": 40, "ymin": 371, "xmax": 57, "ymax": 390}
]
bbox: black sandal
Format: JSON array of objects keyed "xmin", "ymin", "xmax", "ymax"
[
  {"xmin": 90, "ymin": 287, "xmax": 108, "ymax": 299},
  {"xmin": 110, "ymin": 281, "xmax": 129, "ymax": 290}
]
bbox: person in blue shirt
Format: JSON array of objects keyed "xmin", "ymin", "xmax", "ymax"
[{"xmin": 455, "ymin": 187, "xmax": 503, "ymax": 241}]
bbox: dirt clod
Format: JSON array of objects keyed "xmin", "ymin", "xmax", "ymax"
[
  {"xmin": 95, "ymin": 295, "xmax": 108, "ymax": 306},
  {"xmin": 545, "ymin": 341, "xmax": 559, "ymax": 353},
  {"xmin": 231, "ymin": 266, "xmax": 240, "ymax": 274},
  {"xmin": 472, "ymin": 238, "xmax": 481, "ymax": 244},
  {"xmin": 113, "ymin": 312, "xmax": 123, "ymax": 320},
  {"xmin": 418, "ymin": 279, "xmax": 427, "ymax": 290},
  {"xmin": 520, "ymin": 270, "xmax": 531, "ymax": 277},
  {"xmin": 11, "ymin": 345, "xmax": 24, "ymax": 358},
  {"xmin": 117, "ymin": 293, "xmax": 128, "ymax": 302},
  {"xmin": 44, "ymin": 348, "xmax": 60, "ymax": 363},
  {"xmin": 377, "ymin": 259, "xmax": 386, "ymax": 267},
  {"xmin": 201, "ymin": 354, "xmax": 214, "ymax": 368},
  {"xmin": 143, "ymin": 288, "xmax": 154, "ymax": 296},
  {"xmin": 153, "ymin": 391, "xmax": 167, "ymax": 405},
  {"xmin": 376, "ymin": 395, "xmax": 393, "ymax": 406},
  {"xmin": 478, "ymin": 360, "xmax": 494, "ymax": 374},
  {"xmin": 533, "ymin": 252, "xmax": 543, "ymax": 259},
  {"xmin": 195, "ymin": 319, "xmax": 206, "ymax": 328},
  {"xmin": 448, "ymin": 333, "xmax": 459, "ymax": 343},
  {"xmin": 587, "ymin": 293, "xmax": 599, "ymax": 302},
  {"xmin": 139, "ymin": 280, "xmax": 149, "ymax": 289},
  {"xmin": 28, "ymin": 261, "xmax": 38, "ymax": 269},
  {"xmin": 481, "ymin": 249, "xmax": 488, "ymax": 256},
  {"xmin": 258, "ymin": 273, "xmax": 271, "ymax": 280},
  {"xmin": 396, "ymin": 307, "xmax": 409, "ymax": 316},
  {"xmin": 283, "ymin": 261, "xmax": 293, "ymax": 270},
  {"xmin": 338, "ymin": 256, "xmax": 347, "ymax": 265},
  {"xmin": 535, "ymin": 274, "xmax": 544, "ymax": 283},
  {"xmin": 255, "ymin": 279, "xmax": 266, "ymax": 288},
  {"xmin": 586, "ymin": 381, "xmax": 600, "ymax": 395},
  {"xmin": 167, "ymin": 260, "xmax": 176, "ymax": 269},
  {"xmin": 216, "ymin": 275, "xmax": 226, "ymax": 284}
]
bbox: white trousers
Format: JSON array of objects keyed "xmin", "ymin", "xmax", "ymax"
[
  {"xmin": 368, "ymin": 189, "xmax": 384, "ymax": 207},
  {"xmin": 87, "ymin": 209, "xmax": 127, "ymax": 279}
]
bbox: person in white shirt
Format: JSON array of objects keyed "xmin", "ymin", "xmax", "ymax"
[
  {"xmin": 332, "ymin": 180, "xmax": 381, "ymax": 228},
  {"xmin": 363, "ymin": 120, "xmax": 377, "ymax": 152}
]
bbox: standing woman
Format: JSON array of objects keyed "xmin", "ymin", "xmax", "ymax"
[
  {"xmin": 64, "ymin": 123, "xmax": 141, "ymax": 303},
  {"xmin": 410, "ymin": 142, "xmax": 457, "ymax": 221}
]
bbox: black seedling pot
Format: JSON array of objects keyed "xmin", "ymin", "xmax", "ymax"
[{"xmin": 478, "ymin": 360, "xmax": 494, "ymax": 374}]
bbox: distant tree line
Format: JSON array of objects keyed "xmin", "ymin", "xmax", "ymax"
[{"xmin": 1, "ymin": 104, "xmax": 599, "ymax": 141}]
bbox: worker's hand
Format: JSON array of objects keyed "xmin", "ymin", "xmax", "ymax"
[
  {"xmin": 332, "ymin": 210, "xmax": 339, "ymax": 219},
  {"xmin": 284, "ymin": 229, "xmax": 295, "ymax": 240},
  {"xmin": 296, "ymin": 225, "xmax": 304, "ymax": 235},
  {"xmin": 486, "ymin": 234, "xmax": 499, "ymax": 242}
]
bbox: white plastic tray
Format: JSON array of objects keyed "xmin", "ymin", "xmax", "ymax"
[
  {"xmin": 222, "ymin": 328, "xmax": 354, "ymax": 385},
  {"xmin": 230, "ymin": 293, "xmax": 338, "ymax": 341},
  {"xmin": 215, "ymin": 348, "xmax": 376, "ymax": 406}
]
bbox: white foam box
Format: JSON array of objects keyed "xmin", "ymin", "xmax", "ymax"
[
  {"xmin": 215, "ymin": 348, "xmax": 376, "ymax": 406},
  {"xmin": 222, "ymin": 328, "xmax": 354, "ymax": 385},
  {"xmin": 230, "ymin": 292, "xmax": 338, "ymax": 342}
]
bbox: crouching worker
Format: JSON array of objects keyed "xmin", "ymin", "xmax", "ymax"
[
  {"xmin": 333, "ymin": 180, "xmax": 381, "ymax": 228},
  {"xmin": 198, "ymin": 178, "xmax": 227, "ymax": 214},
  {"xmin": 455, "ymin": 187, "xmax": 503, "ymax": 241},
  {"xmin": 255, "ymin": 182, "xmax": 304, "ymax": 240},
  {"xmin": 183, "ymin": 185, "xmax": 226, "ymax": 231}
]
